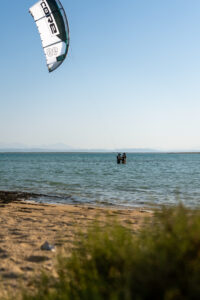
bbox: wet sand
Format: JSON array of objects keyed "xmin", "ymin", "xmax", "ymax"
[{"xmin": 0, "ymin": 191, "xmax": 153, "ymax": 298}]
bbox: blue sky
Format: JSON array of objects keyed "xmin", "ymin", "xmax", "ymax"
[{"xmin": 1, "ymin": 0, "xmax": 200, "ymax": 150}]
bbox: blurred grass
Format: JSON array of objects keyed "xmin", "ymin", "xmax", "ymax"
[{"xmin": 21, "ymin": 205, "xmax": 200, "ymax": 300}]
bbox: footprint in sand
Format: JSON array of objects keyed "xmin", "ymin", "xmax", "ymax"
[
  {"xmin": 26, "ymin": 255, "xmax": 50, "ymax": 263},
  {"xmin": 0, "ymin": 248, "xmax": 8, "ymax": 259}
]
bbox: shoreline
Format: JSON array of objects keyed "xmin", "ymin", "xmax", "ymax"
[
  {"xmin": 0, "ymin": 191, "xmax": 153, "ymax": 297},
  {"xmin": 0, "ymin": 190, "xmax": 155, "ymax": 210}
]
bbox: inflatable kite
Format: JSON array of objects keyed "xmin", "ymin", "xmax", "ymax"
[{"xmin": 29, "ymin": 0, "xmax": 70, "ymax": 72}]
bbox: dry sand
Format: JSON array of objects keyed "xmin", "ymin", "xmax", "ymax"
[{"xmin": 0, "ymin": 191, "xmax": 153, "ymax": 298}]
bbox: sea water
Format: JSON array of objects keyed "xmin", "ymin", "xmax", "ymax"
[{"xmin": 0, "ymin": 152, "xmax": 200, "ymax": 208}]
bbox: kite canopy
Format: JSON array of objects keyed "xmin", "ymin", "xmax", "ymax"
[{"xmin": 29, "ymin": 0, "xmax": 70, "ymax": 72}]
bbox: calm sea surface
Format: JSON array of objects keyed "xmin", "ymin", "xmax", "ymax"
[{"xmin": 0, "ymin": 152, "xmax": 200, "ymax": 208}]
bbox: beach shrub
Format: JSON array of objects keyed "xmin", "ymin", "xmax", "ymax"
[{"xmin": 22, "ymin": 205, "xmax": 200, "ymax": 300}]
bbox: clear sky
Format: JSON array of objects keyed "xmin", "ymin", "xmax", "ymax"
[{"xmin": 1, "ymin": 0, "xmax": 200, "ymax": 150}]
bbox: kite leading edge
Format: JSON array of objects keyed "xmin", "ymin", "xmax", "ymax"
[{"xmin": 29, "ymin": 0, "xmax": 70, "ymax": 72}]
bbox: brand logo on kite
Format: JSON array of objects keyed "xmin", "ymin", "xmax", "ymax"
[
  {"xmin": 40, "ymin": 0, "xmax": 59, "ymax": 36},
  {"xmin": 46, "ymin": 47, "xmax": 58, "ymax": 57}
]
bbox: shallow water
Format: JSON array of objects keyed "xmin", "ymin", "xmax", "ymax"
[{"xmin": 0, "ymin": 152, "xmax": 200, "ymax": 207}]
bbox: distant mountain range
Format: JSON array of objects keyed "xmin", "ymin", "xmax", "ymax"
[
  {"xmin": 0, "ymin": 143, "xmax": 72, "ymax": 152},
  {"xmin": 0, "ymin": 143, "xmax": 159, "ymax": 153},
  {"xmin": 0, "ymin": 143, "xmax": 199, "ymax": 153}
]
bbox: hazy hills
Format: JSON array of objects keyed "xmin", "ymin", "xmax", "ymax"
[
  {"xmin": 0, "ymin": 143, "xmax": 158, "ymax": 153},
  {"xmin": 0, "ymin": 143, "xmax": 199, "ymax": 153}
]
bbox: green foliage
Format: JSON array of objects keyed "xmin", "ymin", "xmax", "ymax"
[{"xmin": 22, "ymin": 205, "xmax": 200, "ymax": 300}]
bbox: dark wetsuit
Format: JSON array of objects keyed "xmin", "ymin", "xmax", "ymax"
[{"xmin": 117, "ymin": 154, "xmax": 121, "ymax": 164}]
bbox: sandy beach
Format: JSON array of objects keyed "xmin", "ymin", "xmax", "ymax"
[{"xmin": 0, "ymin": 191, "xmax": 152, "ymax": 298}]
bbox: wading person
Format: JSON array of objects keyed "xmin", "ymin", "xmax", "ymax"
[
  {"xmin": 122, "ymin": 153, "xmax": 127, "ymax": 164},
  {"xmin": 117, "ymin": 153, "xmax": 121, "ymax": 164}
]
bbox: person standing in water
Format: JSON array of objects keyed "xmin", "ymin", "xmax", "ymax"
[
  {"xmin": 117, "ymin": 153, "xmax": 121, "ymax": 164},
  {"xmin": 122, "ymin": 153, "xmax": 127, "ymax": 164}
]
